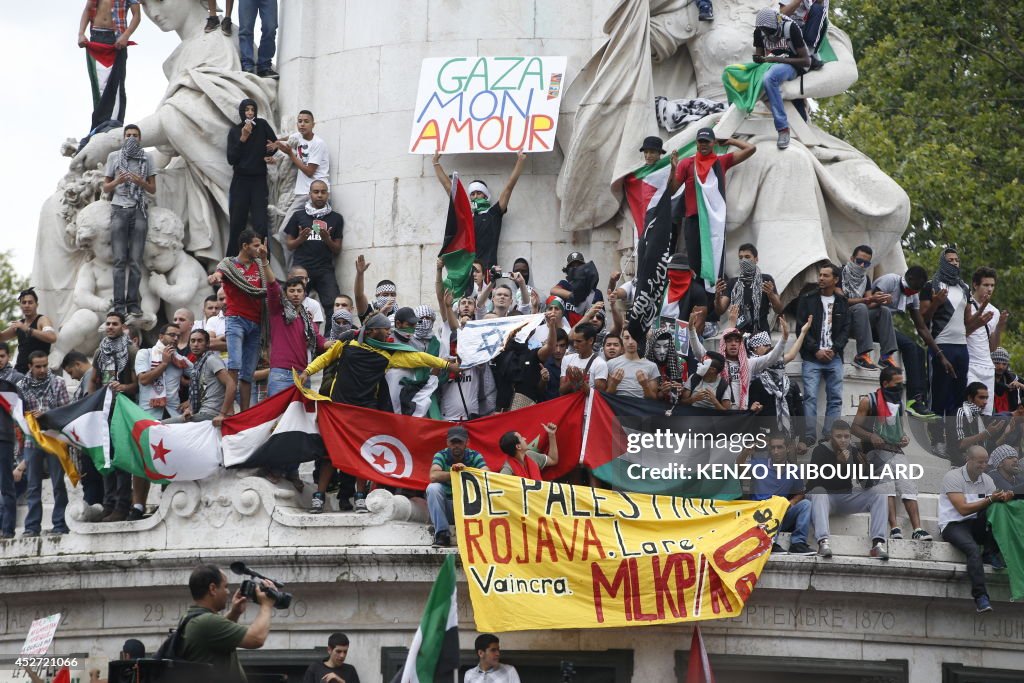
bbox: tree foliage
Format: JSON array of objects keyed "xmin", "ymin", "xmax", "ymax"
[
  {"xmin": 819, "ymin": 1, "xmax": 1024, "ymax": 356},
  {"xmin": 0, "ymin": 251, "xmax": 28, "ymax": 327}
]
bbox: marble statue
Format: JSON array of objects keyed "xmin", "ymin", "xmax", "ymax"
[
  {"xmin": 70, "ymin": 0, "xmax": 277, "ymax": 263},
  {"xmin": 52, "ymin": 201, "xmax": 159, "ymax": 366},
  {"xmin": 556, "ymin": 0, "xmax": 909, "ymax": 298},
  {"xmin": 144, "ymin": 208, "xmax": 210, "ymax": 323}
]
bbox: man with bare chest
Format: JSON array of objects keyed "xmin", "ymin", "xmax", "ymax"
[{"xmin": 77, "ymin": 0, "xmax": 141, "ymax": 147}]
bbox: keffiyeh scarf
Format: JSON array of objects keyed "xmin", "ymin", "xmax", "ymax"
[
  {"xmin": 189, "ymin": 351, "xmax": 214, "ymax": 414},
  {"xmin": 118, "ymin": 136, "xmax": 150, "ymax": 216},
  {"xmin": 304, "ymin": 200, "xmax": 332, "ymax": 218},
  {"xmin": 842, "ymin": 260, "xmax": 868, "ymax": 299},
  {"xmin": 732, "ymin": 259, "xmax": 763, "ymax": 332},
  {"xmin": 414, "ymin": 305, "xmax": 436, "ymax": 341},
  {"xmin": 96, "ymin": 333, "xmax": 130, "ymax": 381},
  {"xmin": 283, "ymin": 296, "xmax": 317, "ymax": 360}
]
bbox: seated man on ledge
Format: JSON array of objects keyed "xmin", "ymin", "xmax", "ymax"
[{"xmin": 426, "ymin": 425, "xmax": 488, "ymax": 548}]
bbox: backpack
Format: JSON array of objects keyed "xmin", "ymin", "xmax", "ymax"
[{"xmin": 153, "ymin": 611, "xmax": 204, "ymax": 662}]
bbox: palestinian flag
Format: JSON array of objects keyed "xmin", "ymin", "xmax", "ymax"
[
  {"xmin": 624, "ymin": 140, "xmax": 695, "ymax": 239},
  {"xmin": 395, "ymin": 555, "xmax": 459, "ymax": 683},
  {"xmin": 0, "ymin": 379, "xmax": 30, "ymax": 437},
  {"xmin": 662, "ymin": 267, "xmax": 695, "ymax": 321},
  {"xmin": 694, "ymin": 152, "xmax": 728, "ymax": 286},
  {"xmin": 583, "ymin": 392, "xmax": 744, "ymax": 499},
  {"xmin": 438, "ymin": 172, "xmax": 476, "ymax": 297},
  {"xmin": 221, "ymin": 385, "xmax": 324, "ymax": 468},
  {"xmin": 110, "ymin": 394, "xmax": 221, "ymax": 482},
  {"xmin": 36, "ymin": 387, "xmax": 114, "ymax": 472},
  {"xmin": 318, "ymin": 393, "xmax": 588, "ymax": 490},
  {"xmin": 722, "ymin": 34, "xmax": 838, "ymax": 113},
  {"xmin": 625, "ymin": 161, "xmax": 676, "ymax": 353}
]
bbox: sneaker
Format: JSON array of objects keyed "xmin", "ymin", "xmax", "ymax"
[
  {"xmin": 204, "ymin": 15, "xmax": 220, "ymax": 33},
  {"xmin": 22, "ymin": 530, "xmax": 40, "ymax": 538},
  {"xmin": 101, "ymin": 510, "xmax": 126, "ymax": 523},
  {"xmin": 221, "ymin": 17, "xmax": 233, "ymax": 36},
  {"xmin": 242, "ymin": 65, "xmax": 257, "ymax": 75},
  {"xmin": 0, "ymin": 531, "xmax": 13, "ymax": 540},
  {"xmin": 432, "ymin": 531, "xmax": 451, "ymax": 548},
  {"xmin": 890, "ymin": 527, "xmax": 903, "ymax": 540},
  {"xmin": 906, "ymin": 399, "xmax": 938, "ymax": 420},
  {"xmin": 912, "ymin": 528, "xmax": 933, "ymax": 541},
  {"xmin": 777, "ymin": 128, "xmax": 791, "ymax": 150},
  {"xmin": 257, "ymin": 68, "xmax": 280, "ymax": 79},
  {"xmin": 870, "ymin": 540, "xmax": 889, "ymax": 560},
  {"xmin": 309, "ymin": 492, "xmax": 325, "ymax": 514},
  {"xmin": 853, "ymin": 353, "xmax": 879, "ymax": 370},
  {"xmin": 788, "ymin": 542, "xmax": 816, "ymax": 556},
  {"xmin": 771, "ymin": 542, "xmax": 786, "ymax": 554},
  {"xmin": 126, "ymin": 307, "xmax": 144, "ymax": 321},
  {"xmin": 44, "ymin": 528, "xmax": 69, "ymax": 536},
  {"xmin": 126, "ymin": 507, "xmax": 145, "ymax": 521},
  {"xmin": 817, "ymin": 539, "xmax": 832, "ymax": 558},
  {"xmin": 698, "ymin": 8, "xmax": 714, "ymax": 21},
  {"xmin": 984, "ymin": 553, "xmax": 1007, "ymax": 570},
  {"xmin": 879, "ymin": 355, "xmax": 898, "ymax": 369},
  {"xmin": 354, "ymin": 495, "xmax": 368, "ymax": 513},
  {"xmin": 975, "ymin": 595, "xmax": 993, "ymax": 613}
]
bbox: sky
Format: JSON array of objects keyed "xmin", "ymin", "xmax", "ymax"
[{"xmin": 0, "ymin": 5, "xmax": 180, "ymax": 278}]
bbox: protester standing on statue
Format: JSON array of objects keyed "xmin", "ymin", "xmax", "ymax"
[
  {"xmin": 283, "ymin": 180, "xmax": 342, "ymax": 306},
  {"xmin": 205, "ymin": 0, "xmax": 235, "ymax": 35},
  {"xmin": 226, "ymin": 99, "xmax": 278, "ymax": 256},
  {"xmin": 432, "ymin": 150, "xmax": 527, "ymax": 270},
  {"xmin": 670, "ymin": 129, "xmax": 755, "ymax": 289},
  {"xmin": 275, "ymin": 111, "xmax": 331, "ymax": 246},
  {"xmin": 208, "ymin": 231, "xmax": 269, "ymax": 412},
  {"xmin": 238, "ymin": 0, "xmax": 279, "ymax": 78},
  {"xmin": 1, "ymin": 289, "xmax": 58, "ymax": 375},
  {"xmin": 752, "ymin": 7, "xmax": 813, "ymax": 149},
  {"xmin": 77, "ymin": 0, "xmax": 142, "ymax": 145},
  {"xmin": 103, "ymin": 125, "xmax": 157, "ymax": 320}
]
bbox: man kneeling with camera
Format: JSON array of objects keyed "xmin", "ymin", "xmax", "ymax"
[{"xmin": 181, "ymin": 563, "xmax": 276, "ymax": 683}]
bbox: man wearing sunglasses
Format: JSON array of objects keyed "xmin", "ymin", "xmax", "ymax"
[{"xmin": 843, "ymin": 245, "xmax": 898, "ymax": 372}]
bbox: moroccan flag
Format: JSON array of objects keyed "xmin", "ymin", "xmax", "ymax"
[
  {"xmin": 583, "ymin": 392, "xmax": 744, "ymax": 499},
  {"xmin": 686, "ymin": 626, "xmax": 716, "ymax": 683},
  {"xmin": 0, "ymin": 379, "xmax": 30, "ymax": 437},
  {"xmin": 395, "ymin": 555, "xmax": 459, "ymax": 683},
  {"xmin": 110, "ymin": 394, "xmax": 221, "ymax": 482},
  {"xmin": 319, "ymin": 393, "xmax": 588, "ymax": 490},
  {"xmin": 36, "ymin": 387, "xmax": 114, "ymax": 472},
  {"xmin": 986, "ymin": 499, "xmax": 1024, "ymax": 601},
  {"xmin": 221, "ymin": 385, "xmax": 324, "ymax": 468},
  {"xmin": 626, "ymin": 164, "xmax": 676, "ymax": 353},
  {"xmin": 438, "ymin": 172, "xmax": 476, "ymax": 297}
]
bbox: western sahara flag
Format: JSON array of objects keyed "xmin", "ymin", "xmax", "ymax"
[
  {"xmin": 110, "ymin": 394, "xmax": 221, "ymax": 482},
  {"xmin": 438, "ymin": 173, "xmax": 476, "ymax": 297},
  {"xmin": 0, "ymin": 379, "xmax": 30, "ymax": 437},
  {"xmin": 36, "ymin": 387, "xmax": 114, "ymax": 472},
  {"xmin": 625, "ymin": 161, "xmax": 676, "ymax": 353},
  {"xmin": 319, "ymin": 393, "xmax": 588, "ymax": 490},
  {"xmin": 395, "ymin": 555, "xmax": 459, "ymax": 683},
  {"xmin": 221, "ymin": 385, "xmax": 324, "ymax": 468},
  {"xmin": 583, "ymin": 392, "xmax": 744, "ymax": 499}
]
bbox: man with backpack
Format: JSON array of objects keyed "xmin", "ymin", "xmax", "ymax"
[{"xmin": 752, "ymin": 7, "xmax": 812, "ymax": 149}]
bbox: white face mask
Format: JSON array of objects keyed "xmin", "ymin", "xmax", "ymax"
[
  {"xmin": 654, "ymin": 339, "xmax": 672, "ymax": 362},
  {"xmin": 696, "ymin": 359, "xmax": 713, "ymax": 376}
]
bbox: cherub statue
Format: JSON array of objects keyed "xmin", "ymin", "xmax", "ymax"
[{"xmin": 144, "ymin": 208, "xmax": 210, "ymax": 322}]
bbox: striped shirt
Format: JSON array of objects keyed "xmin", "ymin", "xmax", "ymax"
[{"xmin": 954, "ymin": 403, "xmax": 983, "ymax": 442}]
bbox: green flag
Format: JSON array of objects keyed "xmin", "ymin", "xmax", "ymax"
[
  {"xmin": 986, "ymin": 500, "xmax": 1024, "ymax": 601},
  {"xmin": 395, "ymin": 555, "xmax": 459, "ymax": 682},
  {"xmin": 722, "ymin": 35, "xmax": 839, "ymax": 112}
]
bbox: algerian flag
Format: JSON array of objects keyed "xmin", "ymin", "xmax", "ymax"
[
  {"xmin": 694, "ymin": 156, "xmax": 728, "ymax": 288},
  {"xmin": 397, "ymin": 555, "xmax": 459, "ymax": 683},
  {"xmin": 36, "ymin": 387, "xmax": 114, "ymax": 472},
  {"xmin": 110, "ymin": 394, "xmax": 222, "ymax": 482}
]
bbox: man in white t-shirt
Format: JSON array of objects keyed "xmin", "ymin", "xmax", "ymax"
[
  {"xmin": 606, "ymin": 330, "xmax": 659, "ymax": 399},
  {"xmin": 559, "ymin": 323, "xmax": 608, "ymax": 394},
  {"xmin": 273, "ymin": 110, "xmax": 331, "ymax": 250},
  {"xmin": 965, "ymin": 267, "xmax": 1005, "ymax": 415},
  {"xmin": 938, "ymin": 445, "xmax": 1013, "ymax": 613},
  {"xmin": 796, "ymin": 263, "xmax": 849, "ymax": 444}
]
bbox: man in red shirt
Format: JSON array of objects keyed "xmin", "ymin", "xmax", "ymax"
[
  {"xmin": 670, "ymin": 128, "xmax": 755, "ymax": 290},
  {"xmin": 498, "ymin": 424, "xmax": 558, "ymax": 480},
  {"xmin": 208, "ymin": 229, "xmax": 267, "ymax": 411}
]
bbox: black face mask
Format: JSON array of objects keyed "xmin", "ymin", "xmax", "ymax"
[{"xmin": 882, "ymin": 383, "xmax": 904, "ymax": 402}]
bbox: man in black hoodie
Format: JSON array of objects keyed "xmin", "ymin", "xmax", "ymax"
[{"xmin": 226, "ymin": 98, "xmax": 277, "ymax": 256}]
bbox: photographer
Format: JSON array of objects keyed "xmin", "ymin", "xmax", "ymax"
[{"xmin": 181, "ymin": 564, "xmax": 275, "ymax": 683}]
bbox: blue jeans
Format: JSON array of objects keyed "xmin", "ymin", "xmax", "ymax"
[
  {"xmin": 226, "ymin": 316, "xmax": 261, "ymax": 383},
  {"xmin": 763, "ymin": 63, "xmax": 799, "ymax": 131},
  {"xmin": 239, "ymin": 0, "xmax": 278, "ymax": 71},
  {"xmin": 24, "ymin": 445, "xmax": 69, "ymax": 534},
  {"xmin": 802, "ymin": 355, "xmax": 843, "ymax": 442},
  {"xmin": 110, "ymin": 204, "xmax": 149, "ymax": 311},
  {"xmin": 0, "ymin": 440, "xmax": 16, "ymax": 535},
  {"xmin": 779, "ymin": 498, "xmax": 811, "ymax": 546},
  {"xmin": 268, "ymin": 367, "xmax": 309, "ymax": 397},
  {"xmin": 426, "ymin": 482, "xmax": 454, "ymax": 535}
]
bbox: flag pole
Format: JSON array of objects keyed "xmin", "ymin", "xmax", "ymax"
[{"xmin": 579, "ymin": 388, "xmax": 595, "ymax": 465}]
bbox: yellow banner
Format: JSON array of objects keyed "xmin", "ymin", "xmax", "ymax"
[{"xmin": 452, "ymin": 469, "xmax": 788, "ymax": 631}]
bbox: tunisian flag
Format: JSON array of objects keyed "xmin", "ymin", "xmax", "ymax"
[{"xmin": 318, "ymin": 393, "xmax": 589, "ymax": 490}]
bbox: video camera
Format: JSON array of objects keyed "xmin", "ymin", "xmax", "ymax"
[{"xmin": 231, "ymin": 562, "xmax": 293, "ymax": 609}]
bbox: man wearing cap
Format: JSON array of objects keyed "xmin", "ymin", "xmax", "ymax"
[
  {"xmin": 551, "ymin": 252, "xmax": 603, "ymax": 327},
  {"xmin": 640, "ymin": 135, "xmax": 674, "ymax": 169},
  {"xmin": 426, "ymin": 426, "xmax": 489, "ymax": 547},
  {"xmin": 752, "ymin": 7, "xmax": 813, "ymax": 150},
  {"xmin": 432, "ymin": 150, "xmax": 527, "ymax": 270},
  {"xmin": 671, "ymin": 129, "xmax": 755, "ymax": 290},
  {"xmin": 299, "ymin": 314, "xmax": 458, "ymax": 513}
]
